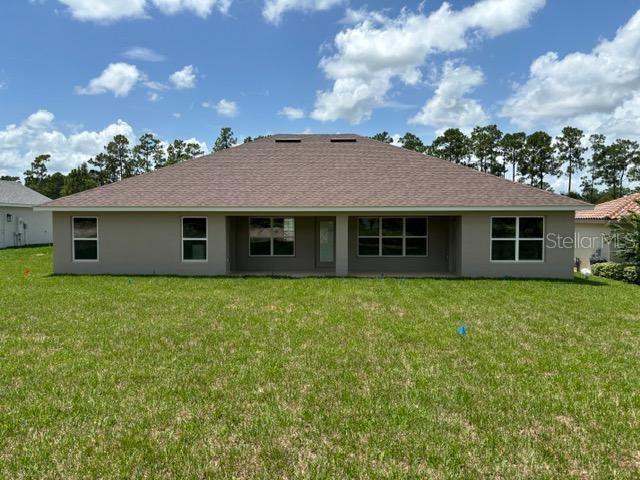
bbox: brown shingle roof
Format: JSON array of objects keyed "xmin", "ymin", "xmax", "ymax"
[
  {"xmin": 575, "ymin": 193, "xmax": 640, "ymax": 220},
  {"xmin": 43, "ymin": 134, "xmax": 589, "ymax": 210}
]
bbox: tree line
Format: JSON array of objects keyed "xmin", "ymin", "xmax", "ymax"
[
  {"xmin": 15, "ymin": 128, "xmax": 237, "ymax": 199},
  {"xmin": 372, "ymin": 127, "xmax": 640, "ymax": 203}
]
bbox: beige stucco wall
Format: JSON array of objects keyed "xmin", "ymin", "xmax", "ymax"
[
  {"xmin": 52, "ymin": 212, "xmax": 227, "ymax": 275},
  {"xmin": 459, "ymin": 211, "xmax": 575, "ymax": 279},
  {"xmin": 574, "ymin": 221, "xmax": 611, "ymax": 268},
  {"xmin": 0, "ymin": 206, "xmax": 52, "ymax": 248}
]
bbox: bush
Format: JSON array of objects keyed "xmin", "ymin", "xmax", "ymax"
[
  {"xmin": 609, "ymin": 211, "xmax": 640, "ymax": 264},
  {"xmin": 623, "ymin": 265, "xmax": 640, "ymax": 285},
  {"xmin": 592, "ymin": 262, "xmax": 640, "ymax": 284},
  {"xmin": 592, "ymin": 262, "xmax": 626, "ymax": 281}
]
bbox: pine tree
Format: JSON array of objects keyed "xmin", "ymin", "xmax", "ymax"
[
  {"xmin": 520, "ymin": 131, "xmax": 562, "ymax": 189},
  {"xmin": 555, "ymin": 126, "xmax": 586, "ymax": 195},
  {"xmin": 499, "ymin": 132, "xmax": 526, "ymax": 181},
  {"xmin": 399, "ymin": 132, "xmax": 426, "ymax": 153},
  {"xmin": 133, "ymin": 133, "xmax": 162, "ymax": 173},
  {"xmin": 470, "ymin": 125, "xmax": 503, "ymax": 175},
  {"xmin": 212, "ymin": 127, "xmax": 237, "ymax": 152},
  {"xmin": 61, "ymin": 163, "xmax": 98, "ymax": 196},
  {"xmin": 371, "ymin": 131, "xmax": 394, "ymax": 144},
  {"xmin": 429, "ymin": 128, "xmax": 470, "ymax": 164}
]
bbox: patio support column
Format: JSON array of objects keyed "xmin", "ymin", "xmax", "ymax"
[
  {"xmin": 209, "ymin": 214, "xmax": 227, "ymax": 275},
  {"xmin": 335, "ymin": 214, "xmax": 349, "ymax": 276}
]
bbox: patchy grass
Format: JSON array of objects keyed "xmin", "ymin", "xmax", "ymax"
[{"xmin": 1, "ymin": 246, "xmax": 639, "ymax": 479}]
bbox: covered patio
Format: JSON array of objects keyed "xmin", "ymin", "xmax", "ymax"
[{"xmin": 226, "ymin": 214, "xmax": 461, "ymax": 276}]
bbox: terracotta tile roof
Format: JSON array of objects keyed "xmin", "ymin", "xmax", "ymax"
[
  {"xmin": 0, "ymin": 180, "xmax": 51, "ymax": 206},
  {"xmin": 43, "ymin": 134, "xmax": 589, "ymax": 210},
  {"xmin": 575, "ymin": 193, "xmax": 640, "ymax": 220}
]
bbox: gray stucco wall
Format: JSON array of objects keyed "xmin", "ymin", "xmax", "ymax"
[
  {"xmin": 347, "ymin": 216, "xmax": 454, "ymax": 274},
  {"xmin": 51, "ymin": 210, "xmax": 576, "ymax": 279},
  {"xmin": 52, "ymin": 212, "xmax": 226, "ymax": 275},
  {"xmin": 459, "ymin": 211, "xmax": 575, "ymax": 279},
  {"xmin": 0, "ymin": 206, "xmax": 52, "ymax": 248}
]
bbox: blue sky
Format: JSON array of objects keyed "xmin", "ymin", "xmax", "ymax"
[{"xmin": 1, "ymin": 0, "xmax": 640, "ymax": 184}]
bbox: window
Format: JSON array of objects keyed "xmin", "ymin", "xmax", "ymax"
[
  {"xmin": 249, "ymin": 217, "xmax": 295, "ymax": 256},
  {"xmin": 491, "ymin": 217, "xmax": 544, "ymax": 262},
  {"xmin": 72, "ymin": 217, "xmax": 98, "ymax": 261},
  {"xmin": 357, "ymin": 217, "xmax": 427, "ymax": 256},
  {"xmin": 182, "ymin": 217, "xmax": 207, "ymax": 261}
]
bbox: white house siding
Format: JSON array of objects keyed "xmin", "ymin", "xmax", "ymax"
[{"xmin": 0, "ymin": 206, "xmax": 52, "ymax": 248}]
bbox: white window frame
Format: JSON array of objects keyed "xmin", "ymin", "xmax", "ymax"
[
  {"xmin": 181, "ymin": 216, "xmax": 208, "ymax": 263},
  {"xmin": 357, "ymin": 217, "xmax": 428, "ymax": 257},
  {"xmin": 248, "ymin": 217, "xmax": 296, "ymax": 257},
  {"xmin": 72, "ymin": 216, "xmax": 99, "ymax": 262},
  {"xmin": 490, "ymin": 216, "xmax": 545, "ymax": 263}
]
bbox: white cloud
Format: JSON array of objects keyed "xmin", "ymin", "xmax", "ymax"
[
  {"xmin": 172, "ymin": 112, "xmax": 182, "ymax": 118},
  {"xmin": 151, "ymin": 0, "xmax": 231, "ymax": 16},
  {"xmin": 76, "ymin": 63, "xmax": 142, "ymax": 97},
  {"xmin": 0, "ymin": 110, "xmax": 135, "ymax": 176},
  {"xmin": 55, "ymin": 0, "xmax": 230, "ymax": 22},
  {"xmin": 123, "ymin": 46, "xmax": 165, "ymax": 62},
  {"xmin": 214, "ymin": 99, "xmax": 238, "ymax": 117},
  {"xmin": 410, "ymin": 60, "xmax": 488, "ymax": 133},
  {"xmin": 23, "ymin": 110, "xmax": 56, "ymax": 130},
  {"xmin": 182, "ymin": 137, "xmax": 208, "ymax": 152},
  {"xmin": 311, "ymin": 0, "xmax": 545, "ymax": 123},
  {"xmin": 144, "ymin": 80, "xmax": 169, "ymax": 91},
  {"xmin": 263, "ymin": 0, "xmax": 343, "ymax": 25},
  {"xmin": 278, "ymin": 106, "xmax": 305, "ymax": 120},
  {"xmin": 57, "ymin": 0, "xmax": 147, "ymax": 22},
  {"xmin": 169, "ymin": 65, "xmax": 197, "ymax": 89},
  {"xmin": 501, "ymin": 9, "xmax": 640, "ymax": 138},
  {"xmin": 0, "ymin": 110, "xmax": 211, "ymax": 178},
  {"xmin": 147, "ymin": 91, "xmax": 161, "ymax": 102}
]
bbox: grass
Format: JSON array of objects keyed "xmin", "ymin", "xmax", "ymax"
[{"xmin": 1, "ymin": 246, "xmax": 639, "ymax": 479}]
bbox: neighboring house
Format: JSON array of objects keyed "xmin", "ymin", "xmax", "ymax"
[
  {"xmin": 575, "ymin": 193, "xmax": 640, "ymax": 268},
  {"xmin": 38, "ymin": 134, "xmax": 590, "ymax": 278},
  {"xmin": 0, "ymin": 180, "xmax": 52, "ymax": 248}
]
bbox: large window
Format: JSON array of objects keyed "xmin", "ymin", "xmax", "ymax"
[
  {"xmin": 249, "ymin": 217, "xmax": 295, "ymax": 256},
  {"xmin": 357, "ymin": 217, "xmax": 427, "ymax": 256},
  {"xmin": 182, "ymin": 217, "xmax": 207, "ymax": 261},
  {"xmin": 491, "ymin": 217, "xmax": 544, "ymax": 262},
  {"xmin": 72, "ymin": 217, "xmax": 98, "ymax": 261}
]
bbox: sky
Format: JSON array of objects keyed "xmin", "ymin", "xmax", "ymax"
[{"xmin": 1, "ymin": 0, "xmax": 640, "ymax": 191}]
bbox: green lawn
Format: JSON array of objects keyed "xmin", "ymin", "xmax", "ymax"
[{"xmin": 1, "ymin": 246, "xmax": 639, "ymax": 479}]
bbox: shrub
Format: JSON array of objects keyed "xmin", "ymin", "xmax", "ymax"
[
  {"xmin": 591, "ymin": 262, "xmax": 626, "ymax": 281},
  {"xmin": 623, "ymin": 265, "xmax": 640, "ymax": 285},
  {"xmin": 609, "ymin": 211, "xmax": 640, "ymax": 264},
  {"xmin": 592, "ymin": 262, "xmax": 640, "ymax": 284}
]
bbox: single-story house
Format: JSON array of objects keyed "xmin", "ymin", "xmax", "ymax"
[
  {"xmin": 575, "ymin": 193, "xmax": 640, "ymax": 268},
  {"xmin": 0, "ymin": 180, "xmax": 52, "ymax": 248},
  {"xmin": 38, "ymin": 134, "xmax": 590, "ymax": 278}
]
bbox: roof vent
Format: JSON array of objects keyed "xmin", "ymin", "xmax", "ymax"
[
  {"xmin": 330, "ymin": 138, "xmax": 357, "ymax": 143},
  {"xmin": 275, "ymin": 138, "xmax": 301, "ymax": 143}
]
